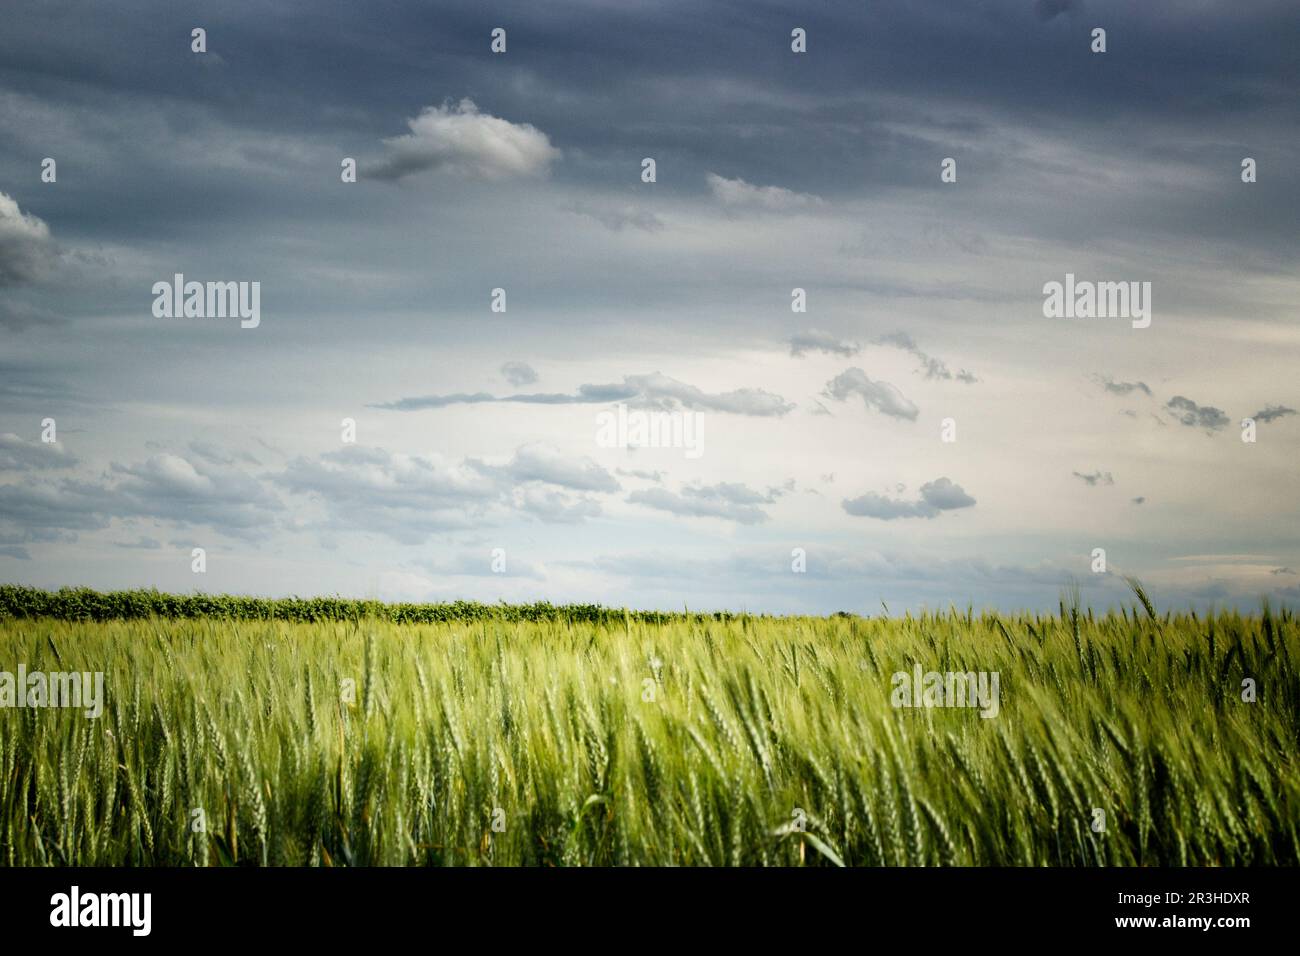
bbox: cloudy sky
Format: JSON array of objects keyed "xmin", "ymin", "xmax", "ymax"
[{"xmin": 2, "ymin": 0, "xmax": 1298, "ymax": 613}]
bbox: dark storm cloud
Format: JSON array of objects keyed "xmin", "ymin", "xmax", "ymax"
[
  {"xmin": 0, "ymin": 0, "xmax": 1292, "ymax": 366},
  {"xmin": 3, "ymin": 0, "xmax": 1295, "ymax": 242}
]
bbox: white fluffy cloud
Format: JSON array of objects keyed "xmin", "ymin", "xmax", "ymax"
[
  {"xmin": 822, "ymin": 368, "xmax": 919, "ymax": 420},
  {"xmin": 0, "ymin": 192, "xmax": 53, "ymax": 286},
  {"xmin": 372, "ymin": 99, "xmax": 560, "ymax": 181},
  {"xmin": 706, "ymin": 172, "xmax": 822, "ymax": 211}
]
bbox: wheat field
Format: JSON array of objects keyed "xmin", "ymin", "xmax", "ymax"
[{"xmin": 1, "ymin": 588, "xmax": 1297, "ymax": 866}]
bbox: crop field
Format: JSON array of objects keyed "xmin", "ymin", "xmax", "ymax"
[{"xmin": 1, "ymin": 587, "xmax": 1297, "ymax": 867}]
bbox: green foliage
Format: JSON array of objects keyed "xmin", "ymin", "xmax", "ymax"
[
  {"xmin": 0, "ymin": 585, "xmax": 747, "ymax": 626},
  {"xmin": 1, "ymin": 590, "xmax": 1297, "ymax": 866}
]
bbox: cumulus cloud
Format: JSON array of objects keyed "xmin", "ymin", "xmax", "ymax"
[
  {"xmin": 108, "ymin": 454, "xmax": 283, "ymax": 533},
  {"xmin": 705, "ymin": 173, "xmax": 822, "ymax": 211},
  {"xmin": 0, "ymin": 192, "xmax": 54, "ymax": 287},
  {"xmin": 842, "ymin": 477, "xmax": 975, "ymax": 520},
  {"xmin": 500, "ymin": 361, "xmax": 538, "ymax": 386},
  {"xmin": 822, "ymin": 368, "xmax": 919, "ymax": 420},
  {"xmin": 371, "ymin": 99, "xmax": 560, "ymax": 181},
  {"xmin": 0, "ymin": 452, "xmax": 281, "ymax": 538},
  {"xmin": 279, "ymin": 445, "xmax": 497, "ymax": 543},
  {"xmin": 512, "ymin": 486, "xmax": 603, "ymax": 524},
  {"xmin": 918, "ymin": 478, "xmax": 976, "ymax": 510},
  {"xmin": 789, "ymin": 329, "xmax": 860, "ymax": 358},
  {"xmin": 840, "ymin": 494, "xmax": 930, "ymax": 519},
  {"xmin": 876, "ymin": 332, "xmax": 978, "ymax": 384},
  {"xmin": 477, "ymin": 442, "xmax": 619, "ymax": 493},
  {"xmin": 1072, "ymin": 470, "xmax": 1115, "ymax": 486},
  {"xmin": 628, "ymin": 481, "xmax": 787, "ymax": 525},
  {"xmin": 374, "ymin": 371, "xmax": 794, "ymax": 417},
  {"xmin": 277, "ymin": 443, "xmax": 620, "ymax": 542},
  {"xmin": 1250, "ymin": 404, "xmax": 1296, "ymax": 424},
  {"xmin": 1166, "ymin": 395, "xmax": 1230, "ymax": 431},
  {"xmin": 0, "ymin": 433, "xmax": 78, "ymax": 470}
]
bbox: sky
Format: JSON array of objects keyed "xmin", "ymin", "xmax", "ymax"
[{"xmin": 1, "ymin": 0, "xmax": 1298, "ymax": 614}]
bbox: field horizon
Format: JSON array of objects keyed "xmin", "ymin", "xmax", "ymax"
[
  {"xmin": 3, "ymin": 582, "xmax": 1291, "ymax": 625},
  {"xmin": 3, "ymin": 580, "xmax": 1296, "ymax": 867}
]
